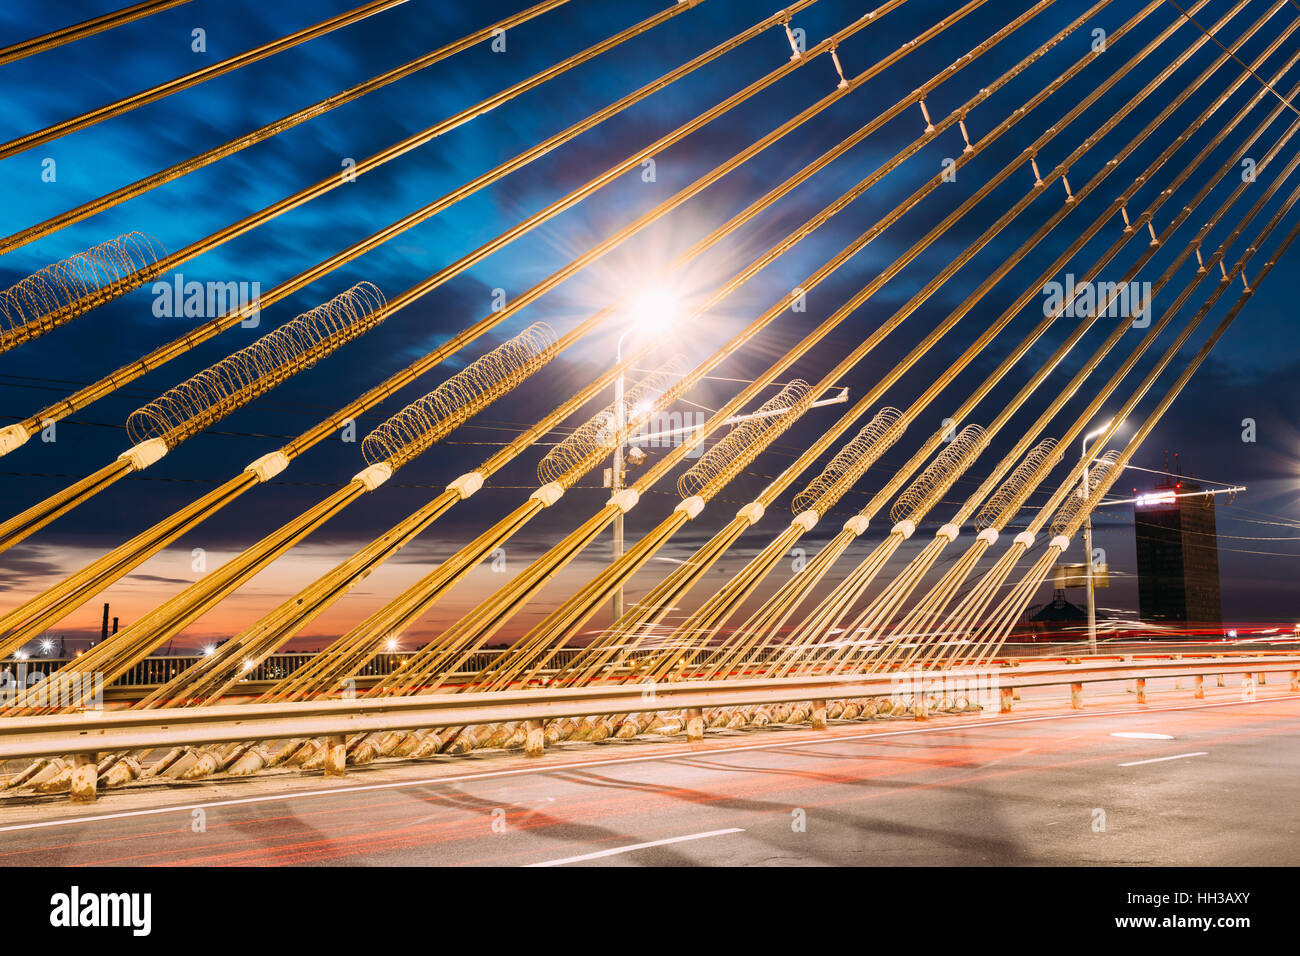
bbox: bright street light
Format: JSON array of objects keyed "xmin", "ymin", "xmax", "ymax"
[
  {"xmin": 625, "ymin": 285, "xmax": 683, "ymax": 332},
  {"xmin": 611, "ymin": 283, "xmax": 683, "ymax": 623},
  {"xmin": 1082, "ymin": 420, "xmax": 1113, "ymax": 460}
]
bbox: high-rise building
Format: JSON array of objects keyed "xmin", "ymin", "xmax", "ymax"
[{"xmin": 1133, "ymin": 480, "xmax": 1222, "ymax": 628}]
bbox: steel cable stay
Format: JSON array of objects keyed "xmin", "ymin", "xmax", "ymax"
[
  {"xmin": 894, "ymin": 83, "xmax": 1300, "ymax": 672},
  {"xmin": 0, "ymin": 0, "xmax": 198, "ymax": 67},
  {"xmin": 0, "ymin": 0, "xmax": 578, "ymax": 255},
  {"xmin": 840, "ymin": 33, "xmax": 1300, "ymax": 678},
  {"xmin": 749, "ymin": 23, "xmax": 1300, "ymax": 682},
  {"xmin": 0, "ymin": 0, "xmax": 1015, "ymax": 676},
  {"xmin": 935, "ymin": 127, "xmax": 1300, "ymax": 672},
  {"xmin": 0, "ymin": 0, "xmax": 415, "ymax": 163},
  {"xmin": 0, "ymin": 0, "xmax": 901, "ymax": 452},
  {"xmin": 478, "ymin": 0, "xmax": 1271, "ymax": 708},
  {"xmin": 9, "ymin": 2, "xmax": 1300, "ymax": 795},
  {"xmin": 0, "ymin": 321, "xmax": 571, "ymax": 715},
  {"xmin": 294, "ymin": 0, "xmax": 1246, "ymax": 757},
  {"xmin": 956, "ymin": 168, "xmax": 1300, "ymax": 671},
  {"xmin": 548, "ymin": 409, "xmax": 907, "ymax": 694},
  {"xmin": 2, "ymin": 0, "xmax": 979, "ymax": 730},
  {"xmin": 0, "ymin": 0, "xmax": 951, "ymax": 652},
  {"xmin": 98, "ymin": 1, "xmax": 1159, "ymax": 780},
  {"xmin": 0, "ymin": 283, "xmax": 388, "ymax": 553},
  {"xmin": 490, "ymin": 0, "xmax": 1300, "ymax": 732}
]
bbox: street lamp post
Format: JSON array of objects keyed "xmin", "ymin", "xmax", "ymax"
[
  {"xmin": 610, "ymin": 286, "xmax": 681, "ymax": 625},
  {"xmin": 605, "ymin": 315, "xmax": 847, "ymax": 627},
  {"xmin": 612, "ymin": 329, "xmax": 631, "ymax": 623},
  {"xmin": 1081, "ymin": 423, "xmax": 1111, "ymax": 656}
]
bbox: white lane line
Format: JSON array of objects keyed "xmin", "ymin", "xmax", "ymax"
[
  {"xmin": 1109, "ymin": 732, "xmax": 1174, "ymax": 740},
  {"xmin": 1118, "ymin": 751, "xmax": 1208, "ymax": 767},
  {"xmin": 3, "ymin": 694, "xmax": 1293, "ymax": 835},
  {"xmin": 524, "ymin": 828, "xmax": 743, "ymax": 867}
]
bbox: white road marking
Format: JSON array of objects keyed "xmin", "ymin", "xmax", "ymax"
[
  {"xmin": 1109, "ymin": 732, "xmax": 1174, "ymax": 740},
  {"xmin": 1118, "ymin": 751, "xmax": 1208, "ymax": 767},
  {"xmin": 524, "ymin": 828, "xmax": 743, "ymax": 867},
  {"xmin": 2, "ymin": 694, "xmax": 1292, "ymax": 835}
]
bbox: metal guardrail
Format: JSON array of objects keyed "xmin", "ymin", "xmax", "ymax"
[
  {"xmin": 1, "ymin": 654, "xmax": 1296, "ymax": 761},
  {"xmin": 0, "ymin": 648, "xmax": 589, "ymax": 688},
  {"xmin": 6, "ymin": 639, "xmax": 1288, "ymax": 694},
  {"xmin": 0, "ymin": 646, "xmax": 804, "ymax": 703}
]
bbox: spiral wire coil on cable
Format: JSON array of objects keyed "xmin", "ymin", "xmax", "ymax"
[
  {"xmin": 676, "ymin": 379, "xmax": 813, "ymax": 500},
  {"xmin": 362, "ymin": 322, "xmax": 559, "ymax": 468},
  {"xmin": 890, "ymin": 423, "xmax": 990, "ymax": 525},
  {"xmin": 974, "ymin": 438, "xmax": 1060, "ymax": 530},
  {"xmin": 126, "ymin": 281, "xmax": 387, "ymax": 446},
  {"xmin": 536, "ymin": 357, "xmax": 684, "ymax": 488},
  {"xmin": 792, "ymin": 406, "xmax": 905, "ymax": 516},
  {"xmin": 0, "ymin": 232, "xmax": 166, "ymax": 351},
  {"xmin": 1049, "ymin": 448, "xmax": 1120, "ymax": 536}
]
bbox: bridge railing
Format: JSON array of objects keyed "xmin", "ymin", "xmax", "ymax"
[
  {"xmin": 0, "ymin": 645, "xmax": 802, "ymax": 695},
  {"xmin": 0, "ymin": 648, "xmax": 591, "ymax": 689},
  {"xmin": 2, "ymin": 653, "xmax": 1296, "ymax": 767}
]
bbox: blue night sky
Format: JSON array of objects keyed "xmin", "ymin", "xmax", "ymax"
[{"xmin": 0, "ymin": 0, "xmax": 1297, "ymax": 650}]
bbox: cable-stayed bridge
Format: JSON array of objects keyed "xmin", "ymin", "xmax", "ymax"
[{"xmin": 1, "ymin": 0, "xmax": 1298, "ymax": 839}]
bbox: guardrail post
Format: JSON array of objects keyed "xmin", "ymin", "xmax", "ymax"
[
  {"xmin": 70, "ymin": 753, "xmax": 97, "ymax": 803},
  {"xmin": 999, "ymin": 687, "xmax": 1013, "ymax": 713},
  {"xmin": 525, "ymin": 719, "xmax": 546, "ymax": 757},
  {"xmin": 811, "ymin": 700, "xmax": 828, "ymax": 729},
  {"xmin": 1291, "ymin": 671, "xmax": 1299, "ymax": 693},
  {"xmin": 1135, "ymin": 678, "xmax": 1146, "ymax": 704},
  {"xmin": 1173, "ymin": 655, "xmax": 1183, "ymax": 690},
  {"xmin": 323, "ymin": 735, "xmax": 346, "ymax": 776},
  {"xmin": 1257, "ymin": 671, "xmax": 1266, "ymax": 686},
  {"xmin": 1194, "ymin": 675, "xmax": 1204, "ymax": 700},
  {"xmin": 685, "ymin": 708, "xmax": 704, "ymax": 741},
  {"xmin": 1241, "ymin": 676, "xmax": 1255, "ymax": 702},
  {"xmin": 1070, "ymin": 683, "xmax": 1083, "ymax": 710}
]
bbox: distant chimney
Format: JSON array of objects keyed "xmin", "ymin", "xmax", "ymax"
[
  {"xmin": 112, "ymin": 617, "xmax": 119, "ymax": 634},
  {"xmin": 101, "ymin": 603, "xmax": 109, "ymax": 643}
]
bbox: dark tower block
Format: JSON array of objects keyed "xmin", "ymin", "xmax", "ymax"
[{"xmin": 1134, "ymin": 481, "xmax": 1222, "ymax": 629}]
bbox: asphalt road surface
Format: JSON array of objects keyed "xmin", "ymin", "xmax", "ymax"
[{"xmin": 2, "ymin": 693, "xmax": 1298, "ymax": 865}]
